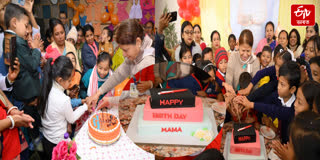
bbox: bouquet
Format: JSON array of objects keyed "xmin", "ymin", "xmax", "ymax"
[{"xmin": 52, "ymin": 139, "xmax": 81, "ymax": 160}]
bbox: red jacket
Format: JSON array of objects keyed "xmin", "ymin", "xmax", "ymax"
[{"xmin": 0, "ymin": 100, "xmax": 21, "ymax": 160}]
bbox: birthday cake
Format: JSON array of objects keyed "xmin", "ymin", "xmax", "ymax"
[
  {"xmin": 224, "ymin": 123, "xmax": 265, "ymax": 160},
  {"xmin": 137, "ymin": 88, "xmax": 213, "ymax": 142},
  {"xmin": 88, "ymin": 112, "xmax": 121, "ymax": 145}
]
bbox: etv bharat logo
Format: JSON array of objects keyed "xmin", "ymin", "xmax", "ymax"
[
  {"xmin": 294, "ymin": 6, "xmax": 311, "ymax": 19},
  {"xmin": 291, "ymin": 4, "xmax": 315, "ymax": 26}
]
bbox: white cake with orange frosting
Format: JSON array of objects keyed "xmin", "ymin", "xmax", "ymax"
[{"xmin": 88, "ymin": 112, "xmax": 121, "ymax": 145}]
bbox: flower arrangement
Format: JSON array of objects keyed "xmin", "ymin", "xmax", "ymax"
[{"xmin": 52, "ymin": 133, "xmax": 81, "ymax": 160}]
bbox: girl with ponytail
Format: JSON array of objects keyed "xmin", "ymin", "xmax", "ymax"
[{"xmin": 38, "ymin": 56, "xmax": 91, "ymax": 159}]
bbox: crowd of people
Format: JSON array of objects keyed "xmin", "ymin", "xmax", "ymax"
[
  {"xmin": 0, "ymin": 0, "xmax": 319, "ymax": 159},
  {"xmin": 155, "ymin": 11, "xmax": 320, "ymax": 160},
  {"xmin": 0, "ymin": 0, "xmax": 156, "ymax": 159}
]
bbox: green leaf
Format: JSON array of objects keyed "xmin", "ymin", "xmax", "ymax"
[
  {"xmin": 191, "ymin": 131, "xmax": 195, "ymax": 136},
  {"xmin": 200, "ymin": 138, "xmax": 204, "ymax": 141},
  {"xmin": 203, "ymin": 128, "xmax": 208, "ymax": 130},
  {"xmin": 76, "ymin": 153, "xmax": 81, "ymax": 160}
]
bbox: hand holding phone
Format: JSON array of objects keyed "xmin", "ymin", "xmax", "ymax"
[{"xmin": 168, "ymin": 11, "xmax": 177, "ymax": 23}]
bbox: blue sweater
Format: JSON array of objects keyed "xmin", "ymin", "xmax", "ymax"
[
  {"xmin": 81, "ymin": 41, "xmax": 99, "ymax": 74},
  {"xmin": 167, "ymin": 75, "xmax": 219, "ymax": 98},
  {"xmin": 251, "ymin": 66, "xmax": 277, "ymax": 86},
  {"xmin": 253, "ymin": 91, "xmax": 295, "ymax": 143}
]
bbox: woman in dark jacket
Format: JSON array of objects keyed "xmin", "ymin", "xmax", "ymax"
[{"xmin": 81, "ymin": 24, "xmax": 99, "ymax": 74}]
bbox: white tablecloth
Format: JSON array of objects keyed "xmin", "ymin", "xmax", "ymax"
[{"xmin": 75, "ymin": 106, "xmax": 154, "ymax": 160}]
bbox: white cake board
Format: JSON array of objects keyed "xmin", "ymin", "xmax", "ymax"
[
  {"xmin": 126, "ymin": 105, "xmax": 218, "ymax": 146},
  {"xmin": 223, "ymin": 132, "xmax": 268, "ymax": 160}
]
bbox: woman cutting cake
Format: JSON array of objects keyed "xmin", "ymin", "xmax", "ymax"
[{"xmin": 86, "ymin": 19, "xmax": 155, "ymax": 109}]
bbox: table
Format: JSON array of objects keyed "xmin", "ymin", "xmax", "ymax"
[
  {"xmin": 119, "ymin": 95, "xmax": 226, "ymax": 157},
  {"xmin": 119, "ymin": 95, "xmax": 279, "ymax": 158},
  {"xmin": 75, "ymin": 104, "xmax": 155, "ymax": 160}
]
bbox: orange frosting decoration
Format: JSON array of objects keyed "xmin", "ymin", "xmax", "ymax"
[{"xmin": 88, "ymin": 112, "xmax": 121, "ymax": 145}]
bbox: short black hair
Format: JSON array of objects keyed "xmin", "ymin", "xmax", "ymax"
[
  {"xmin": 228, "ymin": 34, "xmax": 236, "ymax": 42},
  {"xmin": 239, "ymin": 72, "xmax": 252, "ymax": 90},
  {"xmin": 83, "ymin": 24, "xmax": 94, "ymax": 36},
  {"xmin": 262, "ymin": 45, "xmax": 272, "ymax": 54},
  {"xmin": 103, "ymin": 26, "xmax": 113, "ymax": 42},
  {"xmin": 97, "ymin": 52, "xmax": 112, "ymax": 67},
  {"xmin": 279, "ymin": 61, "xmax": 301, "ymax": 89},
  {"xmin": 4, "ymin": 3, "xmax": 28, "ymax": 29},
  {"xmin": 193, "ymin": 53, "xmax": 202, "ymax": 64},
  {"xmin": 296, "ymin": 56, "xmax": 307, "ymax": 66},
  {"xmin": 278, "ymin": 30, "xmax": 289, "ymax": 41},
  {"xmin": 145, "ymin": 20, "xmax": 154, "ymax": 28},
  {"xmin": 210, "ymin": 30, "xmax": 221, "ymax": 42},
  {"xmin": 256, "ymin": 52, "xmax": 262, "ymax": 58},
  {"xmin": 179, "ymin": 45, "xmax": 191, "ymax": 60},
  {"xmin": 59, "ymin": 11, "xmax": 67, "ymax": 18},
  {"xmin": 310, "ymin": 56, "xmax": 320, "ymax": 67},
  {"xmin": 76, "ymin": 25, "xmax": 83, "ymax": 34},
  {"xmin": 194, "ymin": 148, "xmax": 225, "ymax": 160},
  {"xmin": 202, "ymin": 47, "xmax": 213, "ymax": 59}
]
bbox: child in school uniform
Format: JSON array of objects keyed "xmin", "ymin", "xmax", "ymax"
[
  {"xmin": 167, "ymin": 60, "xmax": 221, "ymax": 99},
  {"xmin": 228, "ymin": 34, "xmax": 237, "ymax": 56},
  {"xmin": 202, "ymin": 47, "xmax": 214, "ymax": 64},
  {"xmin": 273, "ymin": 111, "xmax": 320, "ymax": 160},
  {"xmin": 236, "ymin": 61, "xmax": 301, "ymax": 143},
  {"xmin": 239, "ymin": 50, "xmax": 293, "ymax": 99},
  {"xmin": 214, "ymin": 47, "xmax": 228, "ymax": 95},
  {"xmin": 256, "ymin": 46, "xmax": 272, "ymax": 84}
]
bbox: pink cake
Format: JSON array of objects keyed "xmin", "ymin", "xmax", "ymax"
[
  {"xmin": 230, "ymin": 130, "xmax": 261, "ymax": 156},
  {"xmin": 143, "ymin": 96, "xmax": 203, "ymax": 122}
]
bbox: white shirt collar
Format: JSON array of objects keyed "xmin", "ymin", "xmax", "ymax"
[
  {"xmin": 5, "ymin": 30, "xmax": 16, "ymax": 34},
  {"xmin": 278, "ymin": 94, "xmax": 296, "ymax": 107},
  {"xmin": 218, "ymin": 69, "xmax": 225, "ymax": 78},
  {"xmin": 53, "ymin": 81, "xmax": 65, "ymax": 92}
]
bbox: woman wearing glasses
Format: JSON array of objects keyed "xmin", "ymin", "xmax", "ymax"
[{"xmin": 174, "ymin": 21, "xmax": 202, "ymax": 62}]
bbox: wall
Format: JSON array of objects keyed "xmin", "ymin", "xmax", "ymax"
[
  {"xmin": 155, "ymin": 0, "xmax": 320, "ymax": 50},
  {"xmin": 34, "ymin": 0, "xmax": 155, "ymax": 35}
]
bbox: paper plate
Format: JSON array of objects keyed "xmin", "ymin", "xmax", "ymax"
[{"xmin": 260, "ymin": 126, "xmax": 276, "ymax": 139}]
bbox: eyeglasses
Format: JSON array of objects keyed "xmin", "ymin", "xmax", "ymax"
[
  {"xmin": 184, "ymin": 30, "xmax": 194, "ymax": 35},
  {"xmin": 194, "ymin": 31, "xmax": 201, "ymax": 34}
]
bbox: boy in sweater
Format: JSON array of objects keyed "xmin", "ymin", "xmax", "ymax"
[
  {"xmin": 215, "ymin": 47, "xmax": 228, "ymax": 94},
  {"xmin": 5, "ymin": 3, "xmax": 41, "ymax": 141},
  {"xmin": 236, "ymin": 61, "xmax": 300, "ymax": 143}
]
